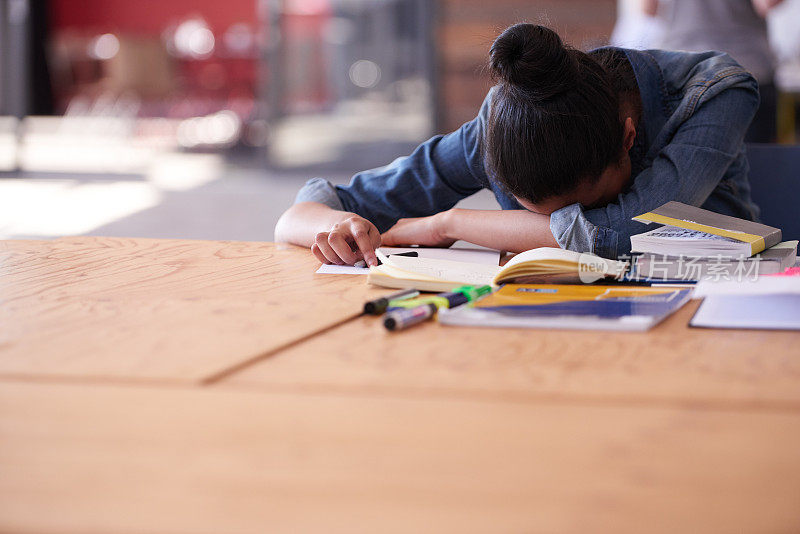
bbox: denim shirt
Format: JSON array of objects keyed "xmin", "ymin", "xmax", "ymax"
[{"xmin": 295, "ymin": 48, "xmax": 760, "ymax": 259}]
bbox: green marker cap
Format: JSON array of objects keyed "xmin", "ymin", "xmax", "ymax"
[{"xmin": 452, "ymin": 285, "xmax": 493, "ymax": 301}]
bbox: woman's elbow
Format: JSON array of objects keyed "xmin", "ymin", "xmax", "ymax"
[{"xmin": 274, "ymin": 206, "xmax": 296, "ymax": 243}]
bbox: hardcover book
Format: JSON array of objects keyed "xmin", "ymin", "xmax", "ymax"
[{"xmin": 631, "ymin": 201, "xmax": 781, "ymax": 257}]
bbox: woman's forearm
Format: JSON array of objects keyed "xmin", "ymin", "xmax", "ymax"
[
  {"xmin": 278, "ymin": 204, "xmax": 560, "ymax": 254},
  {"xmin": 440, "ymin": 208, "xmax": 559, "ymax": 252},
  {"xmin": 274, "ymin": 202, "xmax": 353, "ymax": 247}
]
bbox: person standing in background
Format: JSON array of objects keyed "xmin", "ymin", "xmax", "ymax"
[
  {"xmin": 649, "ymin": 0, "xmax": 784, "ymax": 142},
  {"xmin": 610, "ymin": 0, "xmax": 663, "ymax": 49}
]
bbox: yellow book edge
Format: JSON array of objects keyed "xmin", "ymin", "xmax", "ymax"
[
  {"xmin": 633, "ymin": 211, "xmax": 765, "ymax": 255},
  {"xmin": 475, "ymin": 284, "xmax": 683, "ymax": 307},
  {"xmin": 367, "ymin": 265, "xmax": 469, "ymax": 292}
]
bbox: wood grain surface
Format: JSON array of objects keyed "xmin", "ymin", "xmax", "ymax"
[
  {"xmin": 224, "ymin": 300, "xmax": 800, "ymax": 409},
  {"xmin": 2, "ymin": 381, "xmax": 800, "ymax": 534},
  {"xmin": 0, "ymin": 237, "xmax": 386, "ymax": 383}
]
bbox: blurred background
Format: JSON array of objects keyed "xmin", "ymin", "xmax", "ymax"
[{"xmin": 1, "ymin": 0, "xmax": 798, "ymax": 241}]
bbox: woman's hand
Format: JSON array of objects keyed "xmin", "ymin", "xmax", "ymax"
[
  {"xmin": 381, "ymin": 211, "xmax": 456, "ymax": 248},
  {"xmin": 312, "ymin": 214, "xmax": 381, "ymax": 266}
]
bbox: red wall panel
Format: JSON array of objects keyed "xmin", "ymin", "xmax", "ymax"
[{"xmin": 50, "ymin": 0, "xmax": 256, "ymax": 34}]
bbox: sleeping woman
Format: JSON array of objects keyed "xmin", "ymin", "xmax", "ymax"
[{"xmin": 275, "ymin": 23, "xmax": 760, "ymax": 266}]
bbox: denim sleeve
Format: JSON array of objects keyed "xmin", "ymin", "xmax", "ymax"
[
  {"xmin": 326, "ymin": 93, "xmax": 493, "ymax": 233},
  {"xmin": 550, "ymin": 84, "xmax": 759, "ymax": 259},
  {"xmin": 295, "ymin": 177, "xmax": 345, "ymax": 210}
]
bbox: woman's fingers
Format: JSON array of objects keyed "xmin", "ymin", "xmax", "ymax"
[
  {"xmin": 311, "ymin": 216, "xmax": 383, "ymax": 266},
  {"xmin": 349, "ymin": 220, "xmax": 380, "ymax": 266},
  {"xmin": 310, "ymin": 243, "xmax": 328, "ymax": 264},
  {"xmin": 328, "ymin": 230, "xmax": 360, "ymax": 265},
  {"xmin": 314, "ymin": 232, "xmax": 343, "ymax": 264}
]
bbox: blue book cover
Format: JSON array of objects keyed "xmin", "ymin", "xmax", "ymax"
[{"xmin": 439, "ymin": 284, "xmax": 692, "ymax": 331}]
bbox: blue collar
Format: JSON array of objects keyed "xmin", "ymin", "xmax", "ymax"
[{"xmin": 622, "ymin": 48, "xmax": 669, "ymax": 161}]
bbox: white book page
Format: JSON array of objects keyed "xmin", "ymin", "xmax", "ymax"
[
  {"xmin": 380, "ymin": 246, "xmax": 501, "ymax": 265},
  {"xmin": 375, "ymin": 249, "xmax": 499, "ymax": 286},
  {"xmin": 315, "ymin": 246, "xmax": 501, "ymax": 275},
  {"xmin": 631, "ymin": 226, "xmax": 751, "ymax": 257},
  {"xmin": 636, "ymin": 226, "xmax": 738, "ymax": 242}
]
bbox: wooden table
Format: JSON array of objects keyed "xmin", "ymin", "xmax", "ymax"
[
  {"xmin": 2, "ymin": 237, "xmax": 800, "ymax": 533},
  {"xmin": 0, "ymin": 237, "xmax": 393, "ymax": 383},
  {"xmin": 226, "ymin": 300, "xmax": 800, "ymax": 410}
]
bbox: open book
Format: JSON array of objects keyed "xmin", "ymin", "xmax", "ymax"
[{"xmin": 368, "ymin": 247, "xmax": 628, "ymax": 292}]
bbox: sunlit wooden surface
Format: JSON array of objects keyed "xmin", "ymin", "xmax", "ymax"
[
  {"xmin": 3, "ymin": 238, "xmax": 800, "ymax": 533},
  {"xmin": 2, "ymin": 381, "xmax": 800, "ymax": 534},
  {"xmin": 0, "ymin": 237, "xmax": 389, "ymax": 383},
  {"xmin": 223, "ymin": 300, "xmax": 800, "ymax": 409}
]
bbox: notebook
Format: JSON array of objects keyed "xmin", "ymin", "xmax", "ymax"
[
  {"xmin": 439, "ymin": 284, "xmax": 692, "ymax": 331},
  {"xmin": 631, "ymin": 201, "xmax": 782, "ymax": 257},
  {"xmin": 367, "ymin": 247, "xmax": 629, "ymax": 292},
  {"xmin": 690, "ymin": 294, "xmax": 800, "ymax": 330},
  {"xmin": 690, "ymin": 273, "xmax": 800, "ymax": 330}
]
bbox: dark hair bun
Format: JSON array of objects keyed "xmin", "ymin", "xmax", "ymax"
[{"xmin": 489, "ymin": 23, "xmax": 579, "ymax": 100}]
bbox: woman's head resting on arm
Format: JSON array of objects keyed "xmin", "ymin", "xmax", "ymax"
[{"xmin": 486, "ymin": 23, "xmax": 639, "ymax": 215}]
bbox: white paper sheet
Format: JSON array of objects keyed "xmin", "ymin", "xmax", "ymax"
[
  {"xmin": 693, "ymin": 276, "xmax": 800, "ymax": 297},
  {"xmin": 691, "ymin": 294, "xmax": 800, "ymax": 330},
  {"xmin": 315, "ymin": 246, "xmax": 501, "ymax": 275},
  {"xmin": 380, "ymin": 246, "xmax": 500, "ymax": 265},
  {"xmin": 315, "ymin": 264, "xmax": 369, "ymax": 275}
]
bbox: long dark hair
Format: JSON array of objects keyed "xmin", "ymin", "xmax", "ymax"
[{"xmin": 486, "ymin": 23, "xmax": 631, "ymax": 204}]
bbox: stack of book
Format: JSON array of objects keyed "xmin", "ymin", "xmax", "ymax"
[{"xmin": 628, "ymin": 202, "xmax": 795, "ymax": 282}]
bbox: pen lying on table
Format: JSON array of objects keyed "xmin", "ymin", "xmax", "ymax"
[
  {"xmin": 363, "ymin": 288, "xmax": 420, "ymax": 315},
  {"xmin": 353, "ymin": 251, "xmax": 419, "ymax": 269},
  {"xmin": 386, "ymin": 285, "xmax": 493, "ymax": 310},
  {"xmin": 381, "ymin": 285, "xmax": 493, "ymax": 332}
]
